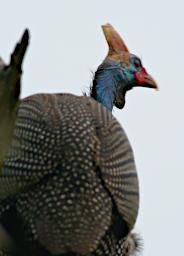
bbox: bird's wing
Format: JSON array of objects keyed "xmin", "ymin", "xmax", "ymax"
[{"xmin": 89, "ymin": 98, "xmax": 139, "ymax": 230}]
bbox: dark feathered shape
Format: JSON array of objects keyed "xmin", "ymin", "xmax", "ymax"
[{"xmin": 0, "ymin": 29, "xmax": 29, "ymax": 169}]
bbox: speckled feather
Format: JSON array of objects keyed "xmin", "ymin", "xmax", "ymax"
[{"xmin": 0, "ymin": 93, "xmax": 139, "ymax": 255}]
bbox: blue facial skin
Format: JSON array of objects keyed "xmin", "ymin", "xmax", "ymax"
[{"xmin": 95, "ymin": 56, "xmax": 141, "ymax": 111}]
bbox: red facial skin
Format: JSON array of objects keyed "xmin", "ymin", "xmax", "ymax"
[{"xmin": 135, "ymin": 67, "xmax": 148, "ymax": 84}]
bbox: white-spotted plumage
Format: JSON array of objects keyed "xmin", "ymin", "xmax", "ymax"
[{"xmin": 0, "ymin": 93, "xmax": 139, "ymax": 256}]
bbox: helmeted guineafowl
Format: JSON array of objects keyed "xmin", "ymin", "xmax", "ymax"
[{"xmin": 0, "ymin": 24, "xmax": 157, "ymax": 256}]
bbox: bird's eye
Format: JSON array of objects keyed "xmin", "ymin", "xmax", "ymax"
[{"xmin": 133, "ymin": 58, "xmax": 142, "ymax": 68}]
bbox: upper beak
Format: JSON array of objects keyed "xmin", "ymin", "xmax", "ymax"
[{"xmin": 135, "ymin": 67, "xmax": 158, "ymax": 90}]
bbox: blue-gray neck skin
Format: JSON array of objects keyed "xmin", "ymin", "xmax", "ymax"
[
  {"xmin": 91, "ymin": 59, "xmax": 134, "ymax": 112},
  {"xmin": 95, "ymin": 68, "xmax": 116, "ymax": 112}
]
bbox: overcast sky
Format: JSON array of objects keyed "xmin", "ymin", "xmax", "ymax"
[{"xmin": 0, "ymin": 1, "xmax": 183, "ymax": 255}]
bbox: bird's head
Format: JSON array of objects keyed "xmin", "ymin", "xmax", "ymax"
[{"xmin": 91, "ymin": 23, "xmax": 158, "ymax": 111}]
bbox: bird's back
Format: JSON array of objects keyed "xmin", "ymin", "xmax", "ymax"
[{"xmin": 0, "ymin": 93, "xmax": 139, "ymax": 255}]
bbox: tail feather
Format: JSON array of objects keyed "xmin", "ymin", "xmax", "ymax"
[{"xmin": 122, "ymin": 232, "xmax": 143, "ymax": 256}]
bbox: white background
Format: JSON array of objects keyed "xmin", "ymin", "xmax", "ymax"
[{"xmin": 0, "ymin": 1, "xmax": 183, "ymax": 255}]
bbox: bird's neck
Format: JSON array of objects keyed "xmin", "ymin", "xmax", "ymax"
[{"xmin": 91, "ymin": 69, "xmax": 116, "ymax": 112}]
